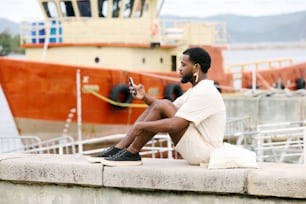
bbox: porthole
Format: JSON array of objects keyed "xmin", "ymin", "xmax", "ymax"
[{"xmin": 95, "ymin": 57, "xmax": 100, "ymax": 63}]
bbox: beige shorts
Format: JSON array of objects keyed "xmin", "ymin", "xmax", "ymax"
[{"xmin": 175, "ymin": 125, "xmax": 215, "ymax": 165}]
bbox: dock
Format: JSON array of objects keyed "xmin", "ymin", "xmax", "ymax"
[{"xmin": 1, "ymin": 153, "xmax": 306, "ymax": 203}]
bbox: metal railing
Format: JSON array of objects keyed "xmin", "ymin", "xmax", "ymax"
[
  {"xmin": 20, "ymin": 18, "xmax": 226, "ymax": 46},
  {"xmin": 0, "ymin": 133, "xmax": 175, "ymax": 159},
  {"xmin": 254, "ymin": 121, "xmax": 306, "ymax": 163},
  {"xmin": 224, "ymin": 116, "xmax": 255, "ymax": 147},
  {"xmin": 254, "ymin": 127, "xmax": 306, "ymax": 163},
  {"xmin": 0, "ymin": 135, "xmax": 75, "ymax": 154},
  {"xmin": 0, "ymin": 135, "xmax": 40, "ymax": 153}
]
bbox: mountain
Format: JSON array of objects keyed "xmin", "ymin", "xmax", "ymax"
[
  {"xmin": 162, "ymin": 11, "xmax": 306, "ymax": 43},
  {"xmin": 205, "ymin": 11, "xmax": 306, "ymax": 43},
  {"xmin": 0, "ymin": 18, "xmax": 19, "ymax": 36}
]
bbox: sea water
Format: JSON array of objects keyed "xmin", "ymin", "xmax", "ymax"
[
  {"xmin": 223, "ymin": 47, "xmax": 306, "ymax": 66},
  {"xmin": 0, "ymin": 85, "xmax": 23, "ymax": 152}
]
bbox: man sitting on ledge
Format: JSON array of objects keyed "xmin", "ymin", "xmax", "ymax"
[{"xmin": 88, "ymin": 47, "xmax": 226, "ymax": 166}]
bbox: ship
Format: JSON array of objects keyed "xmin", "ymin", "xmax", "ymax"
[{"xmin": 0, "ymin": 0, "xmax": 305, "ymax": 141}]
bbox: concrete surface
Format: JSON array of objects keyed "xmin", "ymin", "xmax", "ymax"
[{"xmin": 1, "ymin": 153, "xmax": 306, "ymax": 203}]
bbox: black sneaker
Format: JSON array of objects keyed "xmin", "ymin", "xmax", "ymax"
[
  {"xmin": 101, "ymin": 149, "xmax": 142, "ymax": 166},
  {"xmin": 87, "ymin": 146, "xmax": 122, "ymax": 163}
]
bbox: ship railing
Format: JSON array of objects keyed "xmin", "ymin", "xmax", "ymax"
[
  {"xmin": 20, "ymin": 19, "xmax": 62, "ymax": 46},
  {"xmin": 159, "ymin": 19, "xmax": 227, "ymax": 45},
  {"xmin": 225, "ymin": 58, "xmax": 294, "ymax": 90},
  {"xmin": 20, "ymin": 18, "xmax": 226, "ymax": 46}
]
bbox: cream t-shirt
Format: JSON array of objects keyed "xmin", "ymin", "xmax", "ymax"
[{"xmin": 173, "ymin": 79, "xmax": 226, "ymax": 165}]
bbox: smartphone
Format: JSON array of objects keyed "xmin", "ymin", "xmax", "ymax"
[
  {"xmin": 129, "ymin": 77, "xmax": 135, "ymax": 87},
  {"xmin": 129, "ymin": 77, "xmax": 137, "ymax": 95}
]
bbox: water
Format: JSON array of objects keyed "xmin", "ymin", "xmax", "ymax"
[
  {"xmin": 0, "ymin": 85, "xmax": 23, "ymax": 152},
  {"xmin": 223, "ymin": 47, "xmax": 306, "ymax": 66}
]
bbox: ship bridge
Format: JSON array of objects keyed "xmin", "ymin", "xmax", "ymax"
[{"xmin": 19, "ymin": 0, "xmax": 227, "ymax": 72}]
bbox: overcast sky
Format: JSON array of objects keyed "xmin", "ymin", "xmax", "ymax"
[{"xmin": 1, "ymin": 0, "xmax": 306, "ymax": 23}]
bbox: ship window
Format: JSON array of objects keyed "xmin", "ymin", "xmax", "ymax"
[
  {"xmin": 95, "ymin": 57, "xmax": 100, "ymax": 63},
  {"xmin": 98, "ymin": 0, "xmax": 108, "ymax": 17},
  {"xmin": 134, "ymin": 0, "xmax": 145, "ymax": 18},
  {"xmin": 123, "ymin": 0, "xmax": 134, "ymax": 18},
  {"xmin": 42, "ymin": 2, "xmax": 59, "ymax": 18},
  {"xmin": 171, "ymin": 55, "xmax": 177, "ymax": 71},
  {"xmin": 60, "ymin": 1, "xmax": 75, "ymax": 17},
  {"xmin": 77, "ymin": 0, "xmax": 91, "ymax": 17},
  {"xmin": 112, "ymin": 0, "xmax": 122, "ymax": 18}
]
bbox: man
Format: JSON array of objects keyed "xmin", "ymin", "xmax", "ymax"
[{"xmin": 88, "ymin": 47, "xmax": 226, "ymax": 166}]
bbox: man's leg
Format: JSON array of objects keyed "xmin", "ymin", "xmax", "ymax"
[
  {"xmin": 101, "ymin": 99, "xmax": 189, "ymax": 166},
  {"xmin": 121, "ymin": 99, "xmax": 188, "ymax": 153},
  {"xmin": 88, "ymin": 99, "xmax": 173, "ymax": 162}
]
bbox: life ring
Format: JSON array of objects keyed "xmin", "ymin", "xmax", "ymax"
[
  {"xmin": 296, "ymin": 77, "xmax": 305, "ymax": 90},
  {"xmin": 150, "ymin": 22, "xmax": 159, "ymax": 36},
  {"xmin": 109, "ymin": 83, "xmax": 133, "ymax": 110},
  {"xmin": 163, "ymin": 83, "xmax": 183, "ymax": 101}
]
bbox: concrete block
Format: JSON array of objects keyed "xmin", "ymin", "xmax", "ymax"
[
  {"xmin": 223, "ymin": 95, "xmax": 306, "ymax": 123},
  {"xmin": 103, "ymin": 158, "xmax": 250, "ymax": 194},
  {"xmin": 0, "ymin": 153, "xmax": 103, "ymax": 186},
  {"xmin": 248, "ymin": 163, "xmax": 306, "ymax": 198}
]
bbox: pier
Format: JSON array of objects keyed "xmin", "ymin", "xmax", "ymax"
[{"xmin": 1, "ymin": 153, "xmax": 306, "ymax": 203}]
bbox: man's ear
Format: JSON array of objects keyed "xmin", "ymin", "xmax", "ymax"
[{"xmin": 193, "ymin": 63, "xmax": 199, "ymax": 73}]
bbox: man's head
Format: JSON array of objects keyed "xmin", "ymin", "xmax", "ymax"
[{"xmin": 179, "ymin": 47, "xmax": 211, "ymax": 84}]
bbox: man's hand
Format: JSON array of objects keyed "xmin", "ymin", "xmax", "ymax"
[{"xmin": 130, "ymin": 84, "xmax": 146, "ymax": 100}]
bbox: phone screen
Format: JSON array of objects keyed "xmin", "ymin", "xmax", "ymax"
[
  {"xmin": 129, "ymin": 77, "xmax": 137, "ymax": 95},
  {"xmin": 129, "ymin": 77, "xmax": 135, "ymax": 87}
]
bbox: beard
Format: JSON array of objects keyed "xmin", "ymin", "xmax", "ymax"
[{"xmin": 180, "ymin": 73, "xmax": 193, "ymax": 84}]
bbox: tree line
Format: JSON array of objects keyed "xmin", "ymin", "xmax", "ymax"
[{"xmin": 0, "ymin": 32, "xmax": 24, "ymax": 56}]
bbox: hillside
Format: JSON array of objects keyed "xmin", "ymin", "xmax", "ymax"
[
  {"xmin": 162, "ymin": 11, "xmax": 306, "ymax": 43},
  {"xmin": 0, "ymin": 18, "xmax": 19, "ymax": 36},
  {"xmin": 205, "ymin": 11, "xmax": 306, "ymax": 43}
]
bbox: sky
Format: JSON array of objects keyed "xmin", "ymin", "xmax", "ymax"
[{"xmin": 0, "ymin": 0, "xmax": 306, "ymax": 23}]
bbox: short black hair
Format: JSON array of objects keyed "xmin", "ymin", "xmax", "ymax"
[{"xmin": 183, "ymin": 47, "xmax": 211, "ymax": 73}]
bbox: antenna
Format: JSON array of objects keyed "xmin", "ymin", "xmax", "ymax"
[{"xmin": 156, "ymin": 0, "xmax": 165, "ymax": 18}]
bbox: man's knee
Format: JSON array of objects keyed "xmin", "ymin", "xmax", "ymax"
[{"xmin": 152, "ymin": 99, "xmax": 173, "ymax": 109}]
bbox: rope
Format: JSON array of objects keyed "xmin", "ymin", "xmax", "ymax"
[{"xmin": 83, "ymin": 87, "xmax": 148, "ymax": 108}]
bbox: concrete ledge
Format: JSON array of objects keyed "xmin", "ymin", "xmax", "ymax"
[
  {"xmin": 103, "ymin": 159, "xmax": 249, "ymax": 193},
  {"xmin": 1, "ymin": 153, "xmax": 306, "ymax": 199},
  {"xmin": 0, "ymin": 153, "xmax": 102, "ymax": 186},
  {"xmin": 248, "ymin": 163, "xmax": 306, "ymax": 198}
]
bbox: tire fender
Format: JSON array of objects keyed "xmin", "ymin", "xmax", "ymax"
[
  {"xmin": 109, "ymin": 83, "xmax": 133, "ymax": 110},
  {"xmin": 296, "ymin": 77, "xmax": 305, "ymax": 90},
  {"xmin": 163, "ymin": 83, "xmax": 183, "ymax": 101}
]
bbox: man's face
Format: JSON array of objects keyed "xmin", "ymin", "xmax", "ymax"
[{"xmin": 179, "ymin": 54, "xmax": 194, "ymax": 83}]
